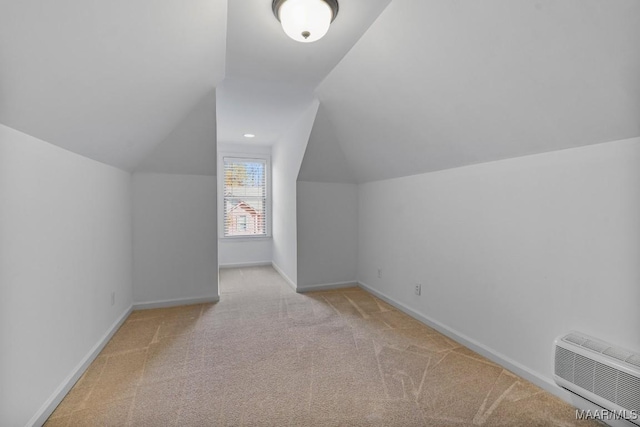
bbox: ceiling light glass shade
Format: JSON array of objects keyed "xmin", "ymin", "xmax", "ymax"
[{"xmin": 273, "ymin": 0, "xmax": 338, "ymax": 43}]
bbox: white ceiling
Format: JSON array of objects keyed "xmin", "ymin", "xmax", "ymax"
[
  {"xmin": 224, "ymin": 0, "xmax": 391, "ymax": 87},
  {"xmin": 0, "ymin": 0, "xmax": 227, "ymax": 170},
  {"xmin": 1, "ymin": 0, "xmax": 638, "ymax": 180},
  {"xmin": 315, "ymin": 0, "xmax": 640, "ymax": 182},
  {"xmin": 216, "ymin": 78, "xmax": 316, "ymax": 146},
  {"xmin": 218, "ymin": 0, "xmax": 391, "ymax": 145}
]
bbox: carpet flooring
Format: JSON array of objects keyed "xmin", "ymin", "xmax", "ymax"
[{"xmin": 45, "ymin": 266, "xmax": 599, "ymax": 426}]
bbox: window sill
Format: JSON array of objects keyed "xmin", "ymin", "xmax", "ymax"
[{"xmin": 219, "ymin": 236, "xmax": 273, "ymax": 242}]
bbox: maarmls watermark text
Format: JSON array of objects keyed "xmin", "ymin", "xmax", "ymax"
[{"xmin": 576, "ymin": 409, "xmax": 639, "ymax": 422}]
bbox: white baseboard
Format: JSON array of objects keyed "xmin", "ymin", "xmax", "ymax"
[
  {"xmin": 358, "ymin": 281, "xmax": 556, "ymax": 390},
  {"xmin": 297, "ymin": 281, "xmax": 358, "ymax": 293},
  {"xmin": 29, "ymin": 305, "xmax": 132, "ymax": 427},
  {"xmin": 133, "ymin": 295, "xmax": 219, "ymax": 310},
  {"xmin": 358, "ymin": 281, "xmax": 635, "ymax": 427},
  {"xmin": 219, "ymin": 261, "xmax": 272, "ymax": 269},
  {"xmin": 271, "ymin": 262, "xmax": 297, "ymax": 291}
]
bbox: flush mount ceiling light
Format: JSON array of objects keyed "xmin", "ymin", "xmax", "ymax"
[
  {"xmin": 244, "ymin": 133, "xmax": 256, "ymax": 138},
  {"xmin": 272, "ymin": 0, "xmax": 339, "ymax": 43}
]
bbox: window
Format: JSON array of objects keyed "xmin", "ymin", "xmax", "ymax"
[{"xmin": 223, "ymin": 157, "xmax": 268, "ymax": 237}]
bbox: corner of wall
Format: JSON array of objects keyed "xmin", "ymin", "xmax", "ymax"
[{"xmin": 270, "ymin": 100, "xmax": 320, "ymax": 286}]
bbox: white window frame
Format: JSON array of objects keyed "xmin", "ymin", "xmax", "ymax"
[{"xmin": 218, "ymin": 152, "xmax": 272, "ymax": 240}]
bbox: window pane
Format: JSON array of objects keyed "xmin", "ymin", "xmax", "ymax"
[{"xmin": 223, "ymin": 158, "xmax": 267, "ymax": 237}]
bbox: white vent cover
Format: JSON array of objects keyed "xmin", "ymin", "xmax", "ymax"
[{"xmin": 555, "ymin": 332, "xmax": 640, "ymax": 425}]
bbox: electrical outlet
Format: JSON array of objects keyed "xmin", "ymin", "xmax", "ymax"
[
  {"xmin": 111, "ymin": 291, "xmax": 115, "ymax": 306},
  {"xmin": 377, "ymin": 268, "xmax": 382, "ymax": 278},
  {"xmin": 414, "ymin": 284, "xmax": 421, "ymax": 296}
]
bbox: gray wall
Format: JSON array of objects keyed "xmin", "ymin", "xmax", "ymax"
[
  {"xmin": 357, "ymin": 137, "xmax": 640, "ymax": 389},
  {"xmin": 133, "ymin": 173, "xmax": 218, "ymax": 305},
  {"xmin": 132, "ymin": 89, "xmax": 218, "ymax": 306},
  {"xmin": 0, "ymin": 124, "xmax": 133, "ymax": 426},
  {"xmin": 295, "ymin": 104, "xmax": 358, "ymax": 289},
  {"xmin": 271, "ymin": 101, "xmax": 318, "ymax": 287},
  {"xmin": 297, "ymin": 181, "xmax": 358, "ymax": 289}
]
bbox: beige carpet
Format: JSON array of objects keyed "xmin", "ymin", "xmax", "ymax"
[{"xmin": 45, "ymin": 266, "xmax": 599, "ymax": 426}]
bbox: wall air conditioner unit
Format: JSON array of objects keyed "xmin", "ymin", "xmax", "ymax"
[{"xmin": 554, "ymin": 332, "xmax": 640, "ymax": 426}]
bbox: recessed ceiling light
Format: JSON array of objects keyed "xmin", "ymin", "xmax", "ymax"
[
  {"xmin": 244, "ymin": 133, "xmax": 256, "ymax": 138},
  {"xmin": 272, "ymin": 0, "xmax": 339, "ymax": 43}
]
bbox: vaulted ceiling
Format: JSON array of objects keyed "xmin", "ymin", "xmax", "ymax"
[
  {"xmin": 1, "ymin": 0, "xmax": 638, "ymax": 181},
  {"xmin": 0, "ymin": 0, "xmax": 227, "ymax": 171},
  {"xmin": 217, "ymin": 0, "xmax": 390, "ymax": 146},
  {"xmin": 313, "ymin": 0, "xmax": 640, "ymax": 182}
]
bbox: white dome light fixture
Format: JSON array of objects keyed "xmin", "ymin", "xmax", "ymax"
[{"xmin": 272, "ymin": 0, "xmax": 339, "ymax": 43}]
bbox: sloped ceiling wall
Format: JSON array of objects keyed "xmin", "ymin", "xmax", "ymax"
[
  {"xmin": 218, "ymin": 0, "xmax": 392, "ymax": 147},
  {"xmin": 0, "ymin": 0, "xmax": 227, "ymax": 171},
  {"xmin": 298, "ymin": 105, "xmax": 356, "ymax": 183},
  {"xmin": 225, "ymin": 0, "xmax": 392, "ymax": 88},
  {"xmin": 136, "ymin": 90, "xmax": 217, "ymax": 176},
  {"xmin": 317, "ymin": 0, "xmax": 640, "ymax": 183},
  {"xmin": 2, "ymin": 1, "xmax": 638, "ymax": 180}
]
